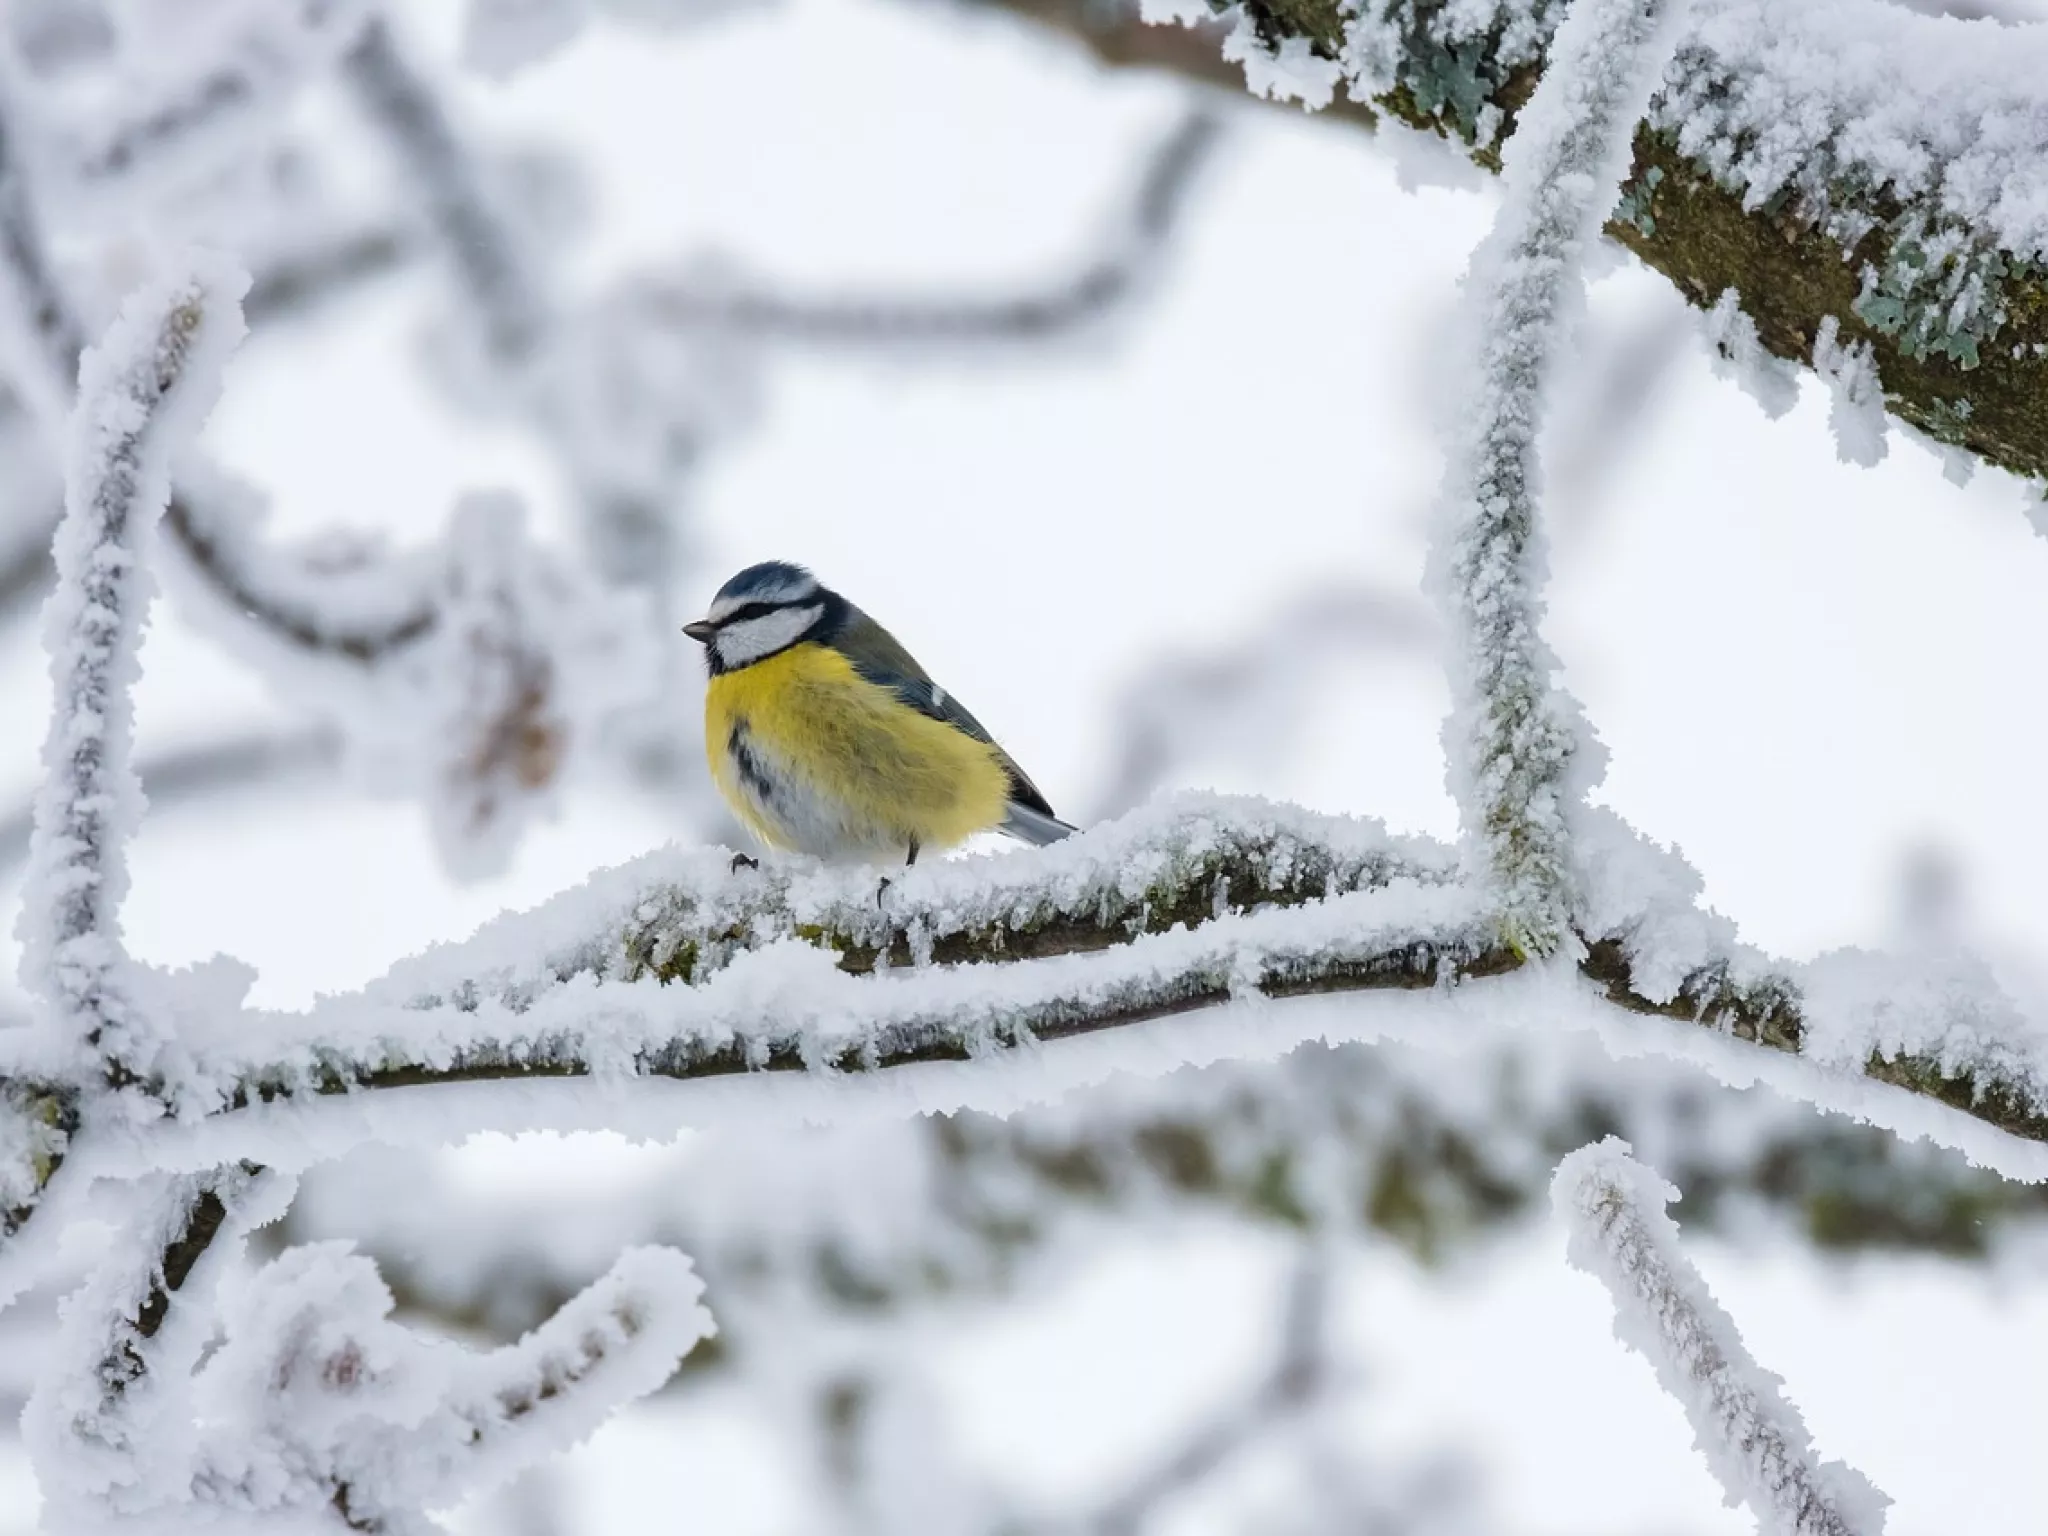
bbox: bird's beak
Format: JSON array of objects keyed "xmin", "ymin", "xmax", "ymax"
[{"xmin": 683, "ymin": 619, "xmax": 717, "ymax": 645}]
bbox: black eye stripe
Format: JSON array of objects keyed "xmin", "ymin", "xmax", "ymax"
[{"xmin": 718, "ymin": 601, "xmax": 790, "ymax": 626}]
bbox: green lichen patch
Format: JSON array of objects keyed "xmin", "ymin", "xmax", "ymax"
[{"xmin": 1852, "ymin": 218, "xmax": 2039, "ymax": 371}]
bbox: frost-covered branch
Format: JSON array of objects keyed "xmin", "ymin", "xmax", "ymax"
[
  {"xmin": 635, "ymin": 109, "xmax": 1221, "ymax": 348},
  {"xmin": 21, "ymin": 1162, "xmax": 712, "ymax": 1530},
  {"xmin": 19, "ymin": 256, "xmax": 247, "ymax": 1087},
  {"xmin": 1430, "ymin": 0, "xmax": 1680, "ymax": 955},
  {"xmin": 24, "ymin": 1164, "xmax": 270, "ymax": 1519},
  {"xmin": 1553, "ymin": 1140, "xmax": 1889, "ymax": 1535},
  {"xmin": 0, "ymin": 76, "xmax": 449, "ymax": 671},
  {"xmin": 187, "ymin": 1243, "xmax": 712, "ymax": 1532},
  {"xmin": 159, "ymin": 473, "xmax": 442, "ymax": 662}
]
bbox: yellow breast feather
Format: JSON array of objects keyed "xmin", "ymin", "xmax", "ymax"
[{"xmin": 705, "ymin": 643, "xmax": 1012, "ymax": 853}]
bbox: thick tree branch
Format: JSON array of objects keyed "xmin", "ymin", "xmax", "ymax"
[{"xmin": 971, "ymin": 0, "xmax": 2048, "ymax": 487}]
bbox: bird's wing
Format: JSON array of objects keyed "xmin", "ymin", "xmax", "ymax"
[{"xmin": 836, "ymin": 607, "xmax": 1061, "ymax": 820}]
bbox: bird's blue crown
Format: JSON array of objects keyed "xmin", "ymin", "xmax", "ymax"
[{"xmin": 709, "ymin": 561, "xmax": 822, "ymax": 615}]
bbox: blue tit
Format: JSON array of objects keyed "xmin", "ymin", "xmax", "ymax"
[{"xmin": 683, "ymin": 561, "xmax": 1075, "ymax": 865}]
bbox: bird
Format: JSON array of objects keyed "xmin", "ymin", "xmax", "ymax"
[{"xmin": 683, "ymin": 560, "xmax": 1074, "ymax": 866}]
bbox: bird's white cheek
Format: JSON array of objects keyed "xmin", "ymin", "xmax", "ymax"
[{"xmin": 714, "ymin": 605, "xmax": 823, "ymax": 668}]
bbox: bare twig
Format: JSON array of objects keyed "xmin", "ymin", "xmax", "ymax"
[
  {"xmin": 0, "ymin": 724, "xmax": 339, "ymax": 871},
  {"xmin": 635, "ymin": 110, "xmax": 1222, "ymax": 348},
  {"xmin": 1085, "ymin": 581, "xmax": 1432, "ymax": 820},
  {"xmin": 159, "ymin": 480, "xmax": 440, "ymax": 661},
  {"xmin": 0, "ymin": 108, "xmax": 88, "ymax": 418},
  {"xmin": 243, "ymin": 224, "xmax": 413, "ymax": 326},
  {"xmin": 1094, "ymin": 1251, "xmax": 1332, "ymax": 1534},
  {"xmin": 341, "ymin": 17, "xmax": 548, "ymax": 365}
]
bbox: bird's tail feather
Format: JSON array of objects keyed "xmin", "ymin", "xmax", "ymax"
[{"xmin": 1002, "ymin": 802, "xmax": 1076, "ymax": 846}]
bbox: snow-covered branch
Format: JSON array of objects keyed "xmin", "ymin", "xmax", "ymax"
[
  {"xmin": 1553, "ymin": 1140, "xmax": 1889, "ymax": 1536},
  {"xmin": 21, "ymin": 1161, "xmax": 711, "ymax": 1531},
  {"xmin": 19, "ymin": 255, "xmax": 247, "ymax": 1087},
  {"xmin": 1430, "ymin": 0, "xmax": 1679, "ymax": 955},
  {"xmin": 24, "ymin": 1164, "xmax": 271, "ymax": 1518},
  {"xmin": 188, "ymin": 1243, "xmax": 712, "ymax": 1533}
]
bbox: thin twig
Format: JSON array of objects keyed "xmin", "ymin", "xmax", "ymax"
[
  {"xmin": 1094, "ymin": 1250, "xmax": 1332, "ymax": 1533},
  {"xmin": 637, "ymin": 111, "xmax": 1222, "ymax": 347}
]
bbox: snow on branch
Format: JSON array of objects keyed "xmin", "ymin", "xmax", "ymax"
[
  {"xmin": 160, "ymin": 470, "xmax": 442, "ymax": 662},
  {"xmin": 0, "ymin": 57, "xmax": 658, "ymax": 879},
  {"xmin": 24, "ymin": 1163, "xmax": 273, "ymax": 1518},
  {"xmin": 1429, "ymin": 0, "xmax": 1680, "ymax": 955},
  {"xmin": 22, "ymin": 1160, "xmax": 711, "ymax": 1530},
  {"xmin": 197, "ymin": 798, "xmax": 1475, "ymax": 1098},
  {"xmin": 187, "ymin": 1243, "xmax": 712, "ymax": 1531},
  {"xmin": 1552, "ymin": 1140, "xmax": 1889, "ymax": 1536},
  {"xmin": 18, "ymin": 254, "xmax": 248, "ymax": 1087}
]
